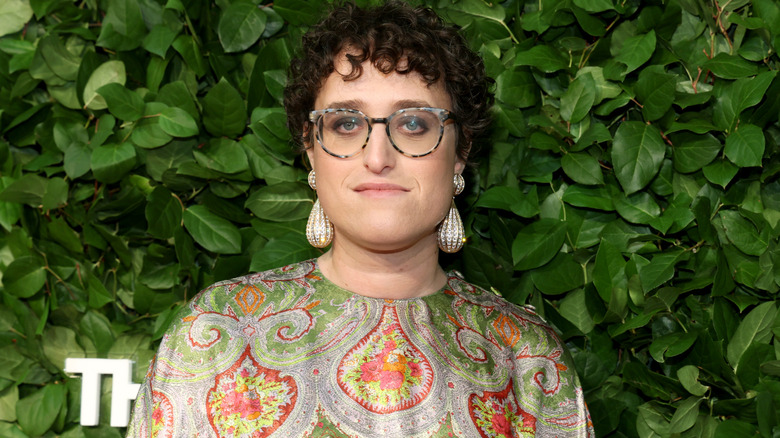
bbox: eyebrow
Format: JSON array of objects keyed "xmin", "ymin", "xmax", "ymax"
[{"xmin": 323, "ymin": 99, "xmax": 435, "ymax": 113}]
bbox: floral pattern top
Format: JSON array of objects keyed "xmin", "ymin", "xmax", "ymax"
[{"xmin": 127, "ymin": 260, "xmax": 593, "ymax": 438}]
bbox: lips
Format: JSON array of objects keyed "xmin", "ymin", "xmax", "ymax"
[{"xmin": 353, "ymin": 182, "xmax": 410, "ymax": 196}]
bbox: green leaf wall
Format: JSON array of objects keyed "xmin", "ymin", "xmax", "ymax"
[{"xmin": 1, "ymin": 0, "xmax": 779, "ymax": 436}]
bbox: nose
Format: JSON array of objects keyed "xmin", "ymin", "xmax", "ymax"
[{"xmin": 362, "ymin": 124, "xmax": 396, "ymax": 173}]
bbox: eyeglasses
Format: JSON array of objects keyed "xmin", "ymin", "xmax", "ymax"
[{"xmin": 308, "ymin": 107, "xmax": 456, "ymax": 158}]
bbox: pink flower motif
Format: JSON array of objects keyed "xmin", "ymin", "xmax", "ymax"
[
  {"xmin": 379, "ymin": 370, "xmax": 404, "ymax": 390},
  {"xmin": 408, "ymin": 361, "xmax": 422, "ymax": 377},
  {"xmin": 152, "ymin": 406, "xmax": 164, "ymax": 425},
  {"xmin": 384, "ymin": 339, "xmax": 397, "ymax": 350},
  {"xmin": 240, "ymin": 368, "xmax": 251, "ymax": 377},
  {"xmin": 360, "ymin": 360, "xmax": 382, "ymax": 382},
  {"xmin": 491, "ymin": 412, "xmax": 513, "ymax": 437},
  {"xmin": 220, "ymin": 391, "xmax": 244, "ymax": 416},
  {"xmin": 382, "ymin": 324, "xmax": 401, "ymax": 335}
]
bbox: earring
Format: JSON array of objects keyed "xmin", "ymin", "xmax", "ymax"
[
  {"xmin": 306, "ymin": 170, "xmax": 333, "ymax": 248},
  {"xmin": 437, "ymin": 174, "xmax": 466, "ymax": 253}
]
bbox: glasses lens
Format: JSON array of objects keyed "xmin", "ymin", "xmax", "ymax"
[
  {"xmin": 318, "ymin": 110, "xmax": 368, "ymax": 156},
  {"xmin": 388, "ymin": 110, "xmax": 443, "ymax": 156}
]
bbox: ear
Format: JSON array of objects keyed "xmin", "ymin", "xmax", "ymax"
[
  {"xmin": 454, "ymin": 141, "xmax": 470, "ymax": 174},
  {"xmin": 306, "ymin": 146, "xmax": 316, "ymax": 169},
  {"xmin": 303, "ymin": 122, "xmax": 316, "ymax": 168},
  {"xmin": 454, "ymin": 159, "xmax": 465, "ymax": 175}
]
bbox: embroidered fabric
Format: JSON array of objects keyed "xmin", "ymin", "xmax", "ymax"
[{"xmin": 127, "ymin": 260, "xmax": 594, "ymax": 437}]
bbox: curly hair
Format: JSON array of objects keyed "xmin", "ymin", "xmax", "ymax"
[{"xmin": 283, "ymin": 0, "xmax": 494, "ymax": 163}]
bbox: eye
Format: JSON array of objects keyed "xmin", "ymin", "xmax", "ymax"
[
  {"xmin": 397, "ymin": 116, "xmax": 428, "ymax": 134},
  {"xmin": 328, "ymin": 116, "xmax": 365, "ymax": 135}
]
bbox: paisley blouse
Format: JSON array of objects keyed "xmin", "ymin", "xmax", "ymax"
[{"xmin": 127, "ymin": 260, "xmax": 593, "ymax": 437}]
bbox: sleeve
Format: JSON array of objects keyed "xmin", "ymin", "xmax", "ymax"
[
  {"xmin": 508, "ymin": 304, "xmax": 595, "ymax": 437},
  {"xmin": 125, "ymin": 298, "xmax": 204, "ymax": 438}
]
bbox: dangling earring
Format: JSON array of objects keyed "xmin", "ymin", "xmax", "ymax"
[
  {"xmin": 306, "ymin": 170, "xmax": 333, "ymax": 248},
  {"xmin": 437, "ymin": 174, "xmax": 465, "ymax": 253}
]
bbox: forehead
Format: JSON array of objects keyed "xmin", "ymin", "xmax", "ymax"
[{"xmin": 313, "ymin": 54, "xmax": 452, "ymax": 113}]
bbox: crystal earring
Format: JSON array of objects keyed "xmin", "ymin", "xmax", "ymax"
[
  {"xmin": 306, "ymin": 170, "xmax": 333, "ymax": 248},
  {"xmin": 437, "ymin": 174, "xmax": 466, "ymax": 253}
]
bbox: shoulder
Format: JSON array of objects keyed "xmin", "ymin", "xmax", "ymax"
[{"xmin": 445, "ymin": 271, "xmax": 551, "ymax": 328}]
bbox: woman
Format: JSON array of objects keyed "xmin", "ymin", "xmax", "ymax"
[{"xmin": 128, "ymin": 2, "xmax": 593, "ymax": 437}]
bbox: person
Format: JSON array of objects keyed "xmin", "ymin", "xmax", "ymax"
[{"xmin": 127, "ymin": 1, "xmax": 594, "ymax": 437}]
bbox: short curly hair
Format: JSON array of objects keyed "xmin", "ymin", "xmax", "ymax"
[{"xmin": 283, "ymin": 0, "xmax": 494, "ymax": 163}]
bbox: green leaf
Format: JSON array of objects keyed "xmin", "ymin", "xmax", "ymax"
[
  {"xmin": 562, "ymin": 185, "xmax": 614, "ymax": 210},
  {"xmin": 16, "ymin": 383, "xmax": 66, "ymax": 437},
  {"xmin": 713, "ymin": 71, "xmax": 777, "ymax": 130},
  {"xmin": 80, "ymin": 310, "xmax": 116, "ymax": 356},
  {"xmin": 558, "ymin": 288, "xmax": 595, "ymax": 334},
  {"xmin": 131, "ymin": 102, "xmax": 174, "ymax": 149},
  {"xmin": 87, "ymin": 272, "xmax": 113, "ymax": 309},
  {"xmin": 218, "ymin": 1, "xmax": 267, "ymax": 53},
  {"xmin": 272, "ymin": 0, "xmax": 323, "ymax": 26},
  {"xmin": 245, "ymin": 182, "xmax": 313, "ymax": 222},
  {"xmin": 514, "ymin": 45, "xmax": 568, "ymax": 73},
  {"xmin": 561, "ymin": 152, "xmax": 604, "ymax": 185},
  {"xmin": 614, "ymin": 191, "xmax": 660, "ymax": 224},
  {"xmin": 593, "ymin": 238, "xmax": 627, "ymax": 301},
  {"xmin": 560, "ymin": 73, "xmax": 596, "ymax": 123},
  {"xmin": 718, "ymin": 210, "xmax": 769, "ymax": 256},
  {"xmin": 668, "ymin": 397, "xmax": 703, "ymax": 434},
  {"xmin": 38, "ymin": 36, "xmax": 81, "ymax": 81},
  {"xmin": 512, "ymin": 219, "xmax": 567, "ymax": 270},
  {"xmin": 146, "ymin": 186, "xmax": 183, "ymax": 239},
  {"xmin": 475, "ymin": 186, "xmax": 540, "ymax": 218},
  {"xmin": 142, "ymin": 24, "xmax": 180, "ymax": 58},
  {"xmin": 194, "ymin": 138, "xmax": 249, "ymax": 174},
  {"xmin": 636, "ymin": 68, "xmax": 676, "ymax": 121},
  {"xmin": 724, "ymin": 124, "xmax": 764, "ymax": 168},
  {"xmin": 96, "ymin": 82, "xmax": 144, "ymax": 121},
  {"xmin": 64, "ymin": 143, "xmax": 93, "ymax": 179},
  {"xmin": 637, "ymin": 250, "xmax": 685, "ymax": 293},
  {"xmin": 41, "ymin": 326, "xmax": 85, "ymax": 370},
  {"xmin": 726, "ymin": 301, "xmax": 777, "ymax": 369},
  {"xmin": 704, "ymin": 53, "xmax": 759, "ymax": 79},
  {"xmin": 0, "ymin": 0, "xmax": 33, "ymax": 38},
  {"xmin": 649, "ymin": 332, "xmax": 697, "ymax": 363},
  {"xmin": 183, "ymin": 205, "xmax": 242, "ymax": 254},
  {"xmin": 96, "ymin": 0, "xmax": 146, "ymax": 51},
  {"xmin": 677, "ymin": 365, "xmax": 709, "ymax": 396},
  {"xmin": 0, "ymin": 385, "xmax": 18, "ymax": 422},
  {"xmin": 202, "ymin": 78, "xmax": 246, "ymax": 137},
  {"xmin": 83, "ymin": 60, "xmax": 127, "ymax": 110},
  {"xmin": 3, "ymin": 256, "xmax": 46, "ymax": 298},
  {"xmin": 443, "ymin": 0, "xmax": 506, "ymax": 25},
  {"xmin": 714, "ymin": 420, "xmax": 757, "ymax": 438},
  {"xmin": 494, "ymin": 69, "xmax": 538, "ymax": 108},
  {"xmin": 530, "ymin": 252, "xmax": 584, "ymax": 295},
  {"xmin": 615, "ymin": 30, "xmax": 656, "ymax": 74},
  {"xmin": 0, "ymin": 174, "xmax": 46, "ymax": 206},
  {"xmin": 611, "ymin": 121, "xmax": 665, "ymax": 195},
  {"xmin": 91, "ymin": 143, "xmax": 137, "ymax": 183},
  {"xmin": 572, "ymin": 0, "xmax": 614, "ymax": 12},
  {"xmin": 672, "ymin": 132, "xmax": 722, "ymax": 173},
  {"xmin": 703, "ymin": 159, "xmax": 738, "ymax": 188},
  {"xmin": 249, "ymin": 233, "xmax": 319, "ymax": 272},
  {"xmin": 159, "ymin": 106, "xmax": 199, "ymax": 137}
]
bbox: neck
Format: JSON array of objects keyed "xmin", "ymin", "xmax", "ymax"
[{"xmin": 317, "ymin": 235, "xmax": 447, "ymax": 299}]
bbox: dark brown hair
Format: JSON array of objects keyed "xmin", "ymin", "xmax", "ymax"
[{"xmin": 283, "ymin": 0, "xmax": 494, "ymax": 163}]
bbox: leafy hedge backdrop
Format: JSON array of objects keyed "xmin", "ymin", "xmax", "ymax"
[{"xmin": 0, "ymin": 0, "xmax": 779, "ymax": 436}]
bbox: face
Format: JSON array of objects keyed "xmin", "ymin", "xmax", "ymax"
[{"xmin": 307, "ymin": 56, "xmax": 464, "ymax": 252}]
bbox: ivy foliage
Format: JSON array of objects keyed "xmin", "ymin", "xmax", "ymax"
[{"xmin": 0, "ymin": 0, "xmax": 779, "ymax": 436}]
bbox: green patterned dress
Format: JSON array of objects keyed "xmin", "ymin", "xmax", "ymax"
[{"xmin": 127, "ymin": 260, "xmax": 593, "ymax": 437}]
